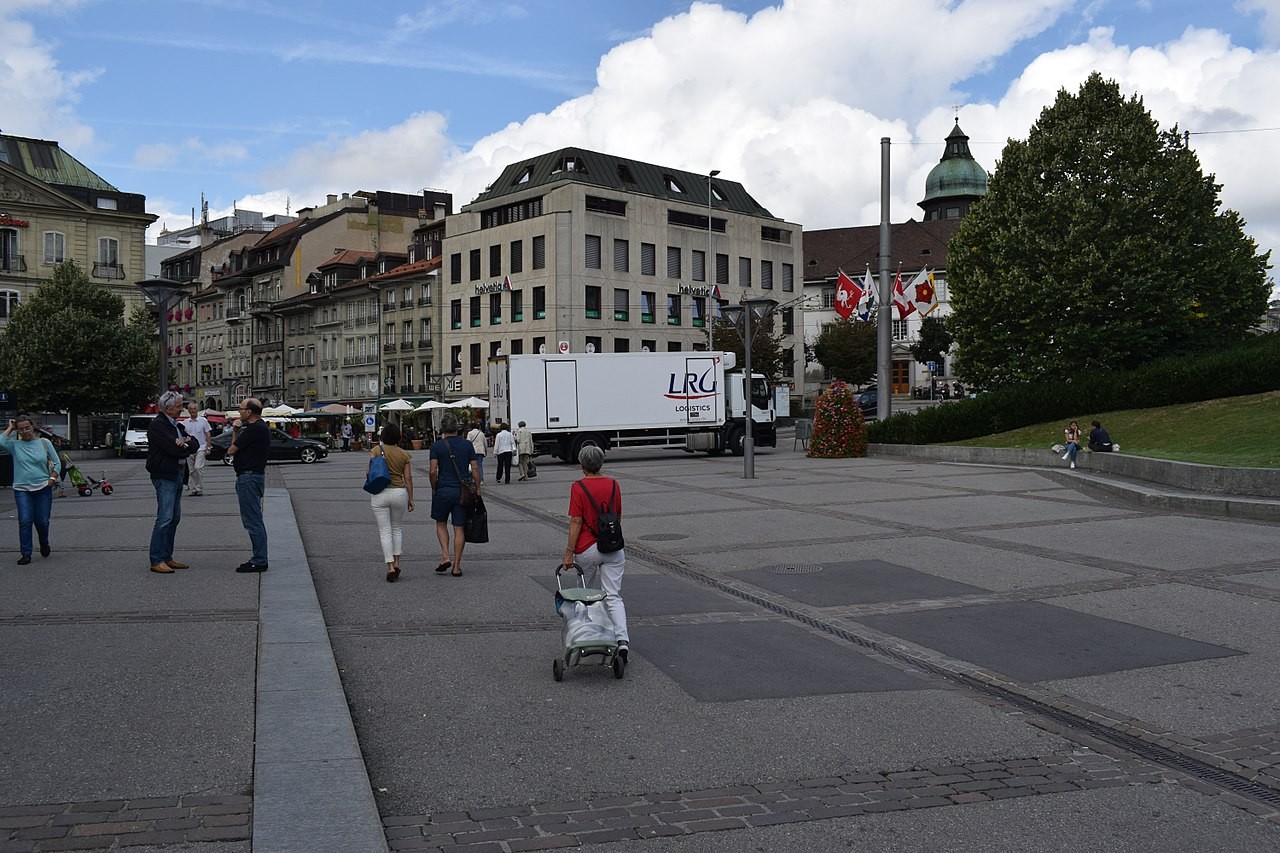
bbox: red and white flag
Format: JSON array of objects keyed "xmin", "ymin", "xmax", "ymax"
[
  {"xmin": 892, "ymin": 268, "xmax": 916, "ymax": 320},
  {"xmin": 834, "ymin": 271, "xmax": 863, "ymax": 320}
]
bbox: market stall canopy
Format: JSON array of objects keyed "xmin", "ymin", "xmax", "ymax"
[
  {"xmin": 454, "ymin": 396, "xmax": 490, "ymax": 409},
  {"xmin": 315, "ymin": 403, "xmax": 360, "ymax": 415},
  {"xmin": 415, "ymin": 400, "xmax": 452, "ymax": 411},
  {"xmin": 262, "ymin": 405, "xmax": 304, "ymax": 418},
  {"xmin": 379, "ymin": 399, "xmax": 415, "ymax": 411}
]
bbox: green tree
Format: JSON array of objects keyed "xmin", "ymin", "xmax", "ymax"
[
  {"xmin": 909, "ymin": 315, "xmax": 953, "ymax": 368},
  {"xmin": 811, "ymin": 318, "xmax": 877, "ymax": 386},
  {"xmin": 0, "ymin": 262, "xmax": 156, "ymax": 418},
  {"xmin": 948, "ymin": 72, "xmax": 1271, "ymax": 388},
  {"xmin": 711, "ymin": 315, "xmax": 788, "ymax": 381}
]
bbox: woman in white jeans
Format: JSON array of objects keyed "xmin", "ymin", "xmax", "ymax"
[
  {"xmin": 561, "ymin": 444, "xmax": 628, "ymax": 660},
  {"xmin": 368, "ymin": 423, "xmax": 414, "ymax": 582}
]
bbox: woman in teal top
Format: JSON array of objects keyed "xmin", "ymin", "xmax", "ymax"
[{"xmin": 0, "ymin": 414, "xmax": 61, "ymax": 564}]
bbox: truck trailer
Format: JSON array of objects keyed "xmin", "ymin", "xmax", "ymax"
[{"xmin": 488, "ymin": 352, "xmax": 775, "ymax": 461}]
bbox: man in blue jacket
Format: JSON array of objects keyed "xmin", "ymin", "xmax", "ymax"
[{"xmin": 146, "ymin": 391, "xmax": 198, "ymax": 574}]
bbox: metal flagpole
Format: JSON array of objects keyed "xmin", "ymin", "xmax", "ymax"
[{"xmin": 877, "ymin": 137, "xmax": 892, "ymax": 421}]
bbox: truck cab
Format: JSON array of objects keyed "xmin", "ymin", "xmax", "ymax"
[{"xmin": 723, "ymin": 370, "xmax": 777, "ymax": 455}]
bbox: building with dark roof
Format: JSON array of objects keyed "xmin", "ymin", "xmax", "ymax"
[
  {"xmin": 0, "ymin": 133, "xmax": 156, "ymax": 324},
  {"xmin": 444, "ymin": 147, "xmax": 805, "ymax": 405},
  {"xmin": 803, "ymin": 122, "xmax": 988, "ymax": 400}
]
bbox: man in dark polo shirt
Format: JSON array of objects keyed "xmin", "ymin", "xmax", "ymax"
[{"xmin": 226, "ymin": 397, "xmax": 270, "ymax": 572}]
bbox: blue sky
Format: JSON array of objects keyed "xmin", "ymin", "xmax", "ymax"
[{"xmin": 3, "ymin": 0, "xmax": 1278, "ymax": 281}]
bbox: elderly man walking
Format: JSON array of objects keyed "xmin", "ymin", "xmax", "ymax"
[
  {"xmin": 146, "ymin": 391, "xmax": 199, "ymax": 574},
  {"xmin": 183, "ymin": 402, "xmax": 212, "ymax": 496}
]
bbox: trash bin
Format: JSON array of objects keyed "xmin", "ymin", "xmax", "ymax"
[
  {"xmin": 0, "ymin": 450, "xmax": 12, "ymax": 488},
  {"xmin": 794, "ymin": 418, "xmax": 812, "ymax": 451}
]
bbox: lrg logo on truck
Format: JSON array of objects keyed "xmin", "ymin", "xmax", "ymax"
[{"xmin": 664, "ymin": 367, "xmax": 718, "ymax": 400}]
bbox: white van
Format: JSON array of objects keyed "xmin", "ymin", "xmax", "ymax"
[{"xmin": 122, "ymin": 414, "xmax": 156, "ymax": 458}]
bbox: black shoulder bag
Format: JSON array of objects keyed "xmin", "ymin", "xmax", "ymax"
[{"xmin": 576, "ymin": 479, "xmax": 624, "ymax": 553}]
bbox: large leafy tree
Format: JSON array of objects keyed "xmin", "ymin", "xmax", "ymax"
[
  {"xmin": 0, "ymin": 262, "xmax": 156, "ymax": 418},
  {"xmin": 949, "ymin": 72, "xmax": 1271, "ymax": 388},
  {"xmin": 711, "ymin": 315, "xmax": 789, "ymax": 381},
  {"xmin": 811, "ymin": 318, "xmax": 877, "ymax": 386},
  {"xmin": 909, "ymin": 315, "xmax": 953, "ymax": 368}
]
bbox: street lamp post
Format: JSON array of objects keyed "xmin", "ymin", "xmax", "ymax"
[
  {"xmin": 136, "ymin": 278, "xmax": 190, "ymax": 397},
  {"xmin": 717, "ymin": 296, "xmax": 777, "ymax": 479},
  {"xmin": 706, "ymin": 170, "xmax": 720, "ymax": 351}
]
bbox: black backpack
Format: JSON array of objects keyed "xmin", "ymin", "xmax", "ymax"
[{"xmin": 576, "ymin": 479, "xmax": 624, "ymax": 553}]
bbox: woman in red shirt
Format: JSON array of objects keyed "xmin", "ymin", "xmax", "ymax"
[{"xmin": 562, "ymin": 444, "xmax": 628, "ymax": 660}]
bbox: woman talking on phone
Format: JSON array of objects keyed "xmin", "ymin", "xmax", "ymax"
[{"xmin": 0, "ymin": 415, "xmax": 61, "ymax": 564}]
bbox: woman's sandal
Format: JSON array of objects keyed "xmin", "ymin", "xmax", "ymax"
[
  {"xmin": 451, "ymin": 569, "xmax": 463, "ymax": 577},
  {"xmin": 386, "ymin": 567, "xmax": 401, "ymax": 583},
  {"xmin": 434, "ymin": 561, "xmax": 451, "ymax": 574}
]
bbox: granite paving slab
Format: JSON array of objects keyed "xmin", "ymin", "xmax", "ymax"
[{"xmin": 728, "ymin": 559, "xmax": 988, "ymax": 607}]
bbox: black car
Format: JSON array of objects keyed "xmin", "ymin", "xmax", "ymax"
[
  {"xmin": 856, "ymin": 388, "xmax": 878, "ymax": 416},
  {"xmin": 208, "ymin": 428, "xmax": 328, "ymax": 464}
]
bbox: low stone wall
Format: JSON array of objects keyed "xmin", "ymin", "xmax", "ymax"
[{"xmin": 868, "ymin": 444, "xmax": 1280, "ymax": 499}]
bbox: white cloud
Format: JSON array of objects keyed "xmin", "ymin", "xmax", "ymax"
[
  {"xmin": 0, "ymin": 0, "xmax": 96, "ymax": 149},
  {"xmin": 133, "ymin": 138, "xmax": 249, "ymax": 170},
  {"xmin": 1238, "ymin": 0, "xmax": 1280, "ymax": 44}
]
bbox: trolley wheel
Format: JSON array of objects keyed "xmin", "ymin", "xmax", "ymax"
[
  {"xmin": 77, "ymin": 486, "xmax": 92, "ymax": 497},
  {"xmin": 101, "ymin": 484, "xmax": 113, "ymax": 496},
  {"xmin": 552, "ymin": 658, "xmax": 565, "ymax": 682},
  {"xmin": 612, "ymin": 655, "xmax": 626, "ymax": 679}
]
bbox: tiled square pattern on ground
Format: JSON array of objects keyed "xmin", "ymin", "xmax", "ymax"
[
  {"xmin": 730, "ymin": 559, "xmax": 987, "ymax": 606},
  {"xmin": 530, "ymin": 573, "xmax": 756, "ymax": 615},
  {"xmin": 632, "ymin": 621, "xmax": 932, "ymax": 701},
  {"xmin": 859, "ymin": 600, "xmax": 1243, "ymax": 682}
]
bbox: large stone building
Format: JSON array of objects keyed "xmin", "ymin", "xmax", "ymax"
[
  {"xmin": 443, "ymin": 148, "xmax": 805, "ymax": 406},
  {"xmin": 0, "ymin": 133, "xmax": 156, "ymax": 323},
  {"xmin": 803, "ymin": 122, "xmax": 988, "ymax": 400}
]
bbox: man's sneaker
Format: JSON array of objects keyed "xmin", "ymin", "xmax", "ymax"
[{"xmin": 236, "ymin": 561, "xmax": 268, "ymax": 573}]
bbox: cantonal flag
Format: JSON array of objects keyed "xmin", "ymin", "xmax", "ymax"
[
  {"xmin": 859, "ymin": 268, "xmax": 876, "ymax": 319},
  {"xmin": 912, "ymin": 268, "xmax": 939, "ymax": 315},
  {"xmin": 892, "ymin": 268, "xmax": 916, "ymax": 320},
  {"xmin": 834, "ymin": 271, "xmax": 863, "ymax": 319}
]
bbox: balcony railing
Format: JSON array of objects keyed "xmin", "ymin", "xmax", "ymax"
[
  {"xmin": 399, "ymin": 300, "xmax": 414, "ymax": 309},
  {"xmin": 343, "ymin": 355, "xmax": 379, "ymax": 367},
  {"xmin": 92, "ymin": 261, "xmax": 123, "ymax": 279},
  {"xmin": 0, "ymin": 255, "xmax": 27, "ymax": 273},
  {"xmin": 383, "ymin": 343, "xmax": 397, "ymax": 353},
  {"xmin": 225, "ymin": 308, "xmax": 243, "ymax": 321},
  {"xmin": 399, "ymin": 341, "xmax": 414, "ymax": 350},
  {"xmin": 417, "ymin": 340, "xmax": 432, "ymax": 349},
  {"xmin": 417, "ymin": 296, "xmax": 432, "ymax": 306},
  {"xmin": 383, "ymin": 302, "xmax": 396, "ymax": 312}
]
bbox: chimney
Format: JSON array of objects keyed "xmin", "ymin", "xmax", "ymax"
[
  {"xmin": 433, "ymin": 201, "xmax": 447, "ymax": 219},
  {"xmin": 326, "ymin": 194, "xmax": 337, "ymax": 204}
]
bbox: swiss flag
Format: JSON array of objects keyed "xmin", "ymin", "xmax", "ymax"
[
  {"xmin": 892, "ymin": 269, "xmax": 916, "ymax": 320},
  {"xmin": 834, "ymin": 271, "xmax": 863, "ymax": 319}
]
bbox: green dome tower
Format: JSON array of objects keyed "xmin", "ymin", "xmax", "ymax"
[{"xmin": 919, "ymin": 121, "xmax": 988, "ymax": 221}]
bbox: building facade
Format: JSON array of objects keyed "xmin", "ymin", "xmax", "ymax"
[
  {"xmin": 0, "ymin": 134, "xmax": 155, "ymax": 324},
  {"xmin": 442, "ymin": 148, "xmax": 805, "ymax": 407}
]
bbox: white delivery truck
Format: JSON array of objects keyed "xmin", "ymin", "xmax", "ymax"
[{"xmin": 488, "ymin": 351, "xmax": 776, "ymax": 462}]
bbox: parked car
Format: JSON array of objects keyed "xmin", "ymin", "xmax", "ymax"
[
  {"xmin": 208, "ymin": 427, "xmax": 328, "ymax": 464},
  {"xmin": 122, "ymin": 414, "xmax": 157, "ymax": 458},
  {"xmin": 856, "ymin": 388, "xmax": 878, "ymax": 416}
]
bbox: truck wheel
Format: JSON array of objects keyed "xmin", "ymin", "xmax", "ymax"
[
  {"xmin": 569, "ymin": 433, "xmax": 606, "ymax": 463},
  {"xmin": 727, "ymin": 427, "xmax": 745, "ymax": 456}
]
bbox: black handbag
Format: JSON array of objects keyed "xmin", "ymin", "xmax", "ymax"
[{"xmin": 464, "ymin": 494, "xmax": 489, "ymax": 543}]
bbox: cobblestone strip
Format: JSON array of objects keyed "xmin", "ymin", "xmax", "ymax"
[
  {"xmin": 380, "ymin": 753, "xmax": 1173, "ymax": 851},
  {"xmin": 1195, "ymin": 725, "xmax": 1280, "ymax": 789},
  {"xmin": 0, "ymin": 610, "xmax": 258, "ymax": 627},
  {"xmin": 329, "ymin": 612, "xmax": 778, "ymax": 639},
  {"xmin": 0, "ymin": 794, "xmax": 250, "ymax": 851}
]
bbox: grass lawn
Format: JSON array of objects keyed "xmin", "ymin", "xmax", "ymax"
[{"xmin": 947, "ymin": 391, "xmax": 1280, "ymax": 468}]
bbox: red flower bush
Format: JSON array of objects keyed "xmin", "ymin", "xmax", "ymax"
[{"xmin": 807, "ymin": 380, "xmax": 868, "ymax": 458}]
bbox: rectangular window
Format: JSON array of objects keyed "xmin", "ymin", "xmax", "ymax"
[
  {"xmin": 96, "ymin": 237, "xmax": 120, "ymax": 278},
  {"xmin": 450, "ymin": 344, "xmax": 462, "ymax": 374},
  {"xmin": 585, "ymin": 234, "xmax": 601, "ymax": 269},
  {"xmin": 532, "ymin": 336, "xmax": 546, "ymax": 355},
  {"xmin": 489, "ymin": 341, "xmax": 501, "ymax": 361},
  {"xmin": 450, "ymin": 299, "xmax": 462, "ymax": 330},
  {"xmin": 761, "ymin": 259, "xmax": 774, "ymax": 290},
  {"xmin": 510, "ymin": 240, "xmax": 523, "ymax": 274},
  {"xmin": 490, "ymin": 292, "xmax": 502, "ymax": 324},
  {"xmin": 450, "ymin": 253, "xmax": 462, "ymax": 284},
  {"xmin": 469, "ymin": 249, "xmax": 481, "ymax": 281},
  {"xmin": 420, "ymin": 317, "xmax": 432, "ymax": 344},
  {"xmin": 586, "ymin": 335, "xmax": 602, "ymax": 354},
  {"xmin": 667, "ymin": 341, "xmax": 682, "ymax": 352},
  {"xmin": 613, "ymin": 288, "xmax": 628, "ymax": 321},
  {"xmin": 470, "ymin": 296, "xmax": 481, "ymax": 327},
  {"xmin": 692, "ymin": 249, "xmax": 706, "ymax": 282},
  {"xmin": 613, "ymin": 239, "xmax": 629, "ymax": 273},
  {"xmin": 640, "ymin": 242, "xmax": 656, "ymax": 276},
  {"xmin": 666, "ymin": 294, "xmax": 681, "ymax": 325},
  {"xmin": 641, "ymin": 339, "xmax": 656, "ymax": 353},
  {"xmin": 489, "ymin": 244, "xmax": 501, "ymax": 277},
  {"xmin": 532, "ymin": 235, "xmax": 546, "ymax": 269},
  {"xmin": 739, "ymin": 256, "xmax": 752, "ymax": 288},
  {"xmin": 715, "ymin": 253, "xmax": 729, "ymax": 286},
  {"xmin": 402, "ymin": 320, "xmax": 412, "ymax": 344},
  {"xmin": 614, "ymin": 337, "xmax": 629, "ymax": 352},
  {"xmin": 585, "ymin": 285, "xmax": 602, "ymax": 319},
  {"xmin": 43, "ymin": 231, "xmax": 65, "ymax": 265},
  {"xmin": 640, "ymin": 291, "xmax": 656, "ymax": 324},
  {"xmin": 782, "ymin": 262, "xmax": 794, "ymax": 292},
  {"xmin": 821, "ymin": 286, "xmax": 836, "ymax": 309},
  {"xmin": 510, "ymin": 339, "xmax": 524, "ymax": 355},
  {"xmin": 782, "ymin": 307, "xmax": 794, "ymax": 336},
  {"xmin": 469, "ymin": 342, "xmax": 481, "ymax": 374},
  {"xmin": 666, "ymin": 246, "xmax": 681, "ymax": 279},
  {"xmin": 531, "ymin": 285, "xmax": 547, "ymax": 320},
  {"xmin": 585, "ymin": 195, "xmax": 627, "ymax": 215},
  {"xmin": 892, "ymin": 319, "xmax": 909, "ymax": 340},
  {"xmin": 511, "ymin": 289, "xmax": 523, "ymax": 322},
  {"xmin": 692, "ymin": 296, "xmax": 706, "ymax": 328}
]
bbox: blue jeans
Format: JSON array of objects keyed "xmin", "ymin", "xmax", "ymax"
[
  {"xmin": 1065, "ymin": 441, "xmax": 1079, "ymax": 463},
  {"xmin": 236, "ymin": 473, "xmax": 268, "ymax": 565},
  {"xmin": 14, "ymin": 485, "xmax": 53, "ymax": 558},
  {"xmin": 149, "ymin": 474, "xmax": 184, "ymax": 565}
]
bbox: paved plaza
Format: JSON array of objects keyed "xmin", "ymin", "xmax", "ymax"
[{"xmin": 2, "ymin": 441, "xmax": 1280, "ymax": 852}]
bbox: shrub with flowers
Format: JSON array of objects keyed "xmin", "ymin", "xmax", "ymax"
[{"xmin": 807, "ymin": 380, "xmax": 868, "ymax": 458}]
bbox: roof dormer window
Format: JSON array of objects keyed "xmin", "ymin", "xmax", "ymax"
[
  {"xmin": 514, "ymin": 167, "xmax": 531, "ymax": 185},
  {"xmin": 665, "ymin": 176, "xmax": 685, "ymax": 194}
]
